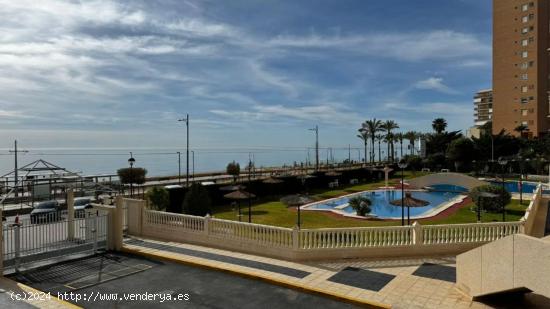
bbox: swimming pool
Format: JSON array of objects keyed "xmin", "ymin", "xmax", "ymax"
[
  {"xmin": 489, "ymin": 181, "xmax": 539, "ymax": 194},
  {"xmin": 304, "ymin": 190, "xmax": 462, "ymax": 219}
]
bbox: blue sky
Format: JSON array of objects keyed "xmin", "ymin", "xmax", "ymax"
[{"xmin": 0, "ymin": 0, "xmax": 492, "ymax": 151}]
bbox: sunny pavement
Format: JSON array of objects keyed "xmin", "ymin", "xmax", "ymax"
[
  {"xmin": 0, "ymin": 276, "xmax": 79, "ymax": 309},
  {"xmin": 123, "ymin": 236, "xmax": 495, "ymax": 309}
]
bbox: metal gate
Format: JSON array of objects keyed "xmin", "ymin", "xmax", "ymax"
[{"xmin": 2, "ymin": 210, "xmax": 108, "ymax": 273}]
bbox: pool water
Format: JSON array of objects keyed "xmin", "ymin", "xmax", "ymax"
[
  {"xmin": 306, "ymin": 190, "xmax": 460, "ymax": 219},
  {"xmin": 489, "ymin": 181, "xmax": 538, "ymax": 194}
]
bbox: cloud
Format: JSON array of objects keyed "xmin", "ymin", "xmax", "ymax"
[
  {"xmin": 414, "ymin": 77, "xmax": 458, "ymax": 94},
  {"xmin": 269, "ymin": 30, "xmax": 490, "ymax": 63}
]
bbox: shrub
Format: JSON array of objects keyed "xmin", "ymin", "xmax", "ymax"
[
  {"xmin": 403, "ymin": 155, "xmax": 423, "ymax": 171},
  {"xmin": 117, "ymin": 167, "xmax": 147, "ymax": 185},
  {"xmin": 226, "ymin": 161, "xmax": 240, "ymax": 182},
  {"xmin": 469, "ymin": 185, "xmax": 511, "ymax": 213},
  {"xmin": 348, "ymin": 195, "xmax": 372, "ymax": 216},
  {"xmin": 145, "ymin": 186, "xmax": 169, "ymax": 211},
  {"xmin": 182, "ymin": 183, "xmax": 212, "ymax": 216}
]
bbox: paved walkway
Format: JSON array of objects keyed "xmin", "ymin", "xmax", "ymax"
[{"xmin": 123, "ymin": 237, "xmax": 490, "ymax": 309}]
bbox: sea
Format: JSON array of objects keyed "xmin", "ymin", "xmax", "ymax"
[{"xmin": 0, "ymin": 147, "xmax": 366, "ymax": 177}]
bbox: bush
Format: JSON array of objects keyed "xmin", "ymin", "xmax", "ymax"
[
  {"xmin": 469, "ymin": 185, "xmax": 511, "ymax": 213},
  {"xmin": 226, "ymin": 161, "xmax": 240, "ymax": 182},
  {"xmin": 348, "ymin": 195, "xmax": 372, "ymax": 216},
  {"xmin": 117, "ymin": 167, "xmax": 147, "ymax": 185},
  {"xmin": 145, "ymin": 186, "xmax": 169, "ymax": 211},
  {"xmin": 403, "ymin": 155, "xmax": 423, "ymax": 171},
  {"xmin": 182, "ymin": 183, "xmax": 212, "ymax": 216}
]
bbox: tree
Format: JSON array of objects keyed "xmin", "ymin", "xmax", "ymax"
[
  {"xmin": 446, "ymin": 137, "xmax": 477, "ymax": 172},
  {"xmin": 404, "ymin": 131, "xmax": 418, "ymax": 155},
  {"xmin": 375, "ymin": 134, "xmax": 384, "ymax": 162},
  {"xmin": 182, "ymin": 183, "xmax": 212, "ymax": 216},
  {"xmin": 348, "ymin": 195, "xmax": 372, "ymax": 216},
  {"xmin": 380, "ymin": 120, "xmax": 399, "ymax": 162},
  {"xmin": 362, "ymin": 119, "xmax": 383, "ymax": 164},
  {"xmin": 226, "ymin": 161, "xmax": 240, "ymax": 182},
  {"xmin": 117, "ymin": 167, "xmax": 147, "ymax": 185},
  {"xmin": 394, "ymin": 132, "xmax": 404, "ymax": 160},
  {"xmin": 432, "ymin": 118, "xmax": 448, "ymax": 134},
  {"xmin": 145, "ymin": 186, "xmax": 169, "ymax": 211},
  {"xmin": 469, "ymin": 185, "xmax": 511, "ymax": 213},
  {"xmin": 356, "ymin": 129, "xmax": 369, "ymax": 164},
  {"xmin": 514, "ymin": 124, "xmax": 529, "ymax": 138}
]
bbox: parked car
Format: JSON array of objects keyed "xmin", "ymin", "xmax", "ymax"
[
  {"xmin": 30, "ymin": 200, "xmax": 61, "ymax": 224},
  {"xmin": 74, "ymin": 198, "xmax": 93, "ymax": 218}
]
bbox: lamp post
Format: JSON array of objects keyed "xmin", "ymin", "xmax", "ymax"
[
  {"xmin": 476, "ymin": 192, "xmax": 499, "ymax": 223},
  {"xmin": 191, "ymin": 150, "xmax": 195, "ymax": 181},
  {"xmin": 178, "ymin": 114, "xmax": 190, "ymax": 187},
  {"xmin": 498, "ymin": 157, "xmax": 508, "ymax": 221},
  {"xmin": 128, "ymin": 152, "xmax": 135, "ymax": 198},
  {"xmin": 309, "ymin": 126, "xmax": 319, "ymax": 171},
  {"xmin": 177, "ymin": 151, "xmax": 181, "ymax": 185},
  {"xmin": 398, "ymin": 160, "xmax": 408, "ymax": 226}
]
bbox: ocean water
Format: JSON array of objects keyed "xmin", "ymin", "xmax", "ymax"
[{"xmin": 0, "ymin": 147, "xmax": 365, "ymax": 177}]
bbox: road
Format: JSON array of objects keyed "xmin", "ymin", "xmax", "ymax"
[{"xmin": 11, "ymin": 252, "xmax": 360, "ymax": 309}]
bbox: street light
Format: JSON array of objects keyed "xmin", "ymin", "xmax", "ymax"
[
  {"xmin": 476, "ymin": 192, "xmax": 498, "ymax": 223},
  {"xmin": 498, "ymin": 157, "xmax": 508, "ymax": 221},
  {"xmin": 177, "ymin": 151, "xmax": 181, "ymax": 185},
  {"xmin": 178, "ymin": 114, "xmax": 190, "ymax": 188},
  {"xmin": 128, "ymin": 152, "xmax": 135, "ymax": 198},
  {"xmin": 308, "ymin": 126, "xmax": 319, "ymax": 171},
  {"xmin": 398, "ymin": 160, "xmax": 408, "ymax": 226},
  {"xmin": 191, "ymin": 150, "xmax": 195, "ymax": 181}
]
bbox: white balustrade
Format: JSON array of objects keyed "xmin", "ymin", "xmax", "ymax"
[
  {"xmin": 298, "ymin": 226, "xmax": 413, "ymax": 249},
  {"xmin": 209, "ymin": 218, "xmax": 293, "ymax": 248},
  {"xmin": 422, "ymin": 221, "xmax": 523, "ymax": 245},
  {"xmin": 144, "ymin": 210, "xmax": 204, "ymax": 232}
]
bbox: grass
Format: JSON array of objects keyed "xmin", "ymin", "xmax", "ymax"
[{"xmin": 211, "ymin": 170, "xmax": 528, "ymax": 228}]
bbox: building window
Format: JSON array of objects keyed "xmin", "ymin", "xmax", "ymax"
[
  {"xmin": 522, "ymin": 39, "xmax": 528, "ymax": 46},
  {"xmin": 529, "ymin": 96, "xmax": 534, "ymax": 100},
  {"xmin": 521, "ymin": 109, "xmax": 528, "ymax": 116},
  {"xmin": 522, "ymin": 85, "xmax": 528, "ymax": 92},
  {"xmin": 529, "ymin": 37, "xmax": 534, "ymax": 43},
  {"xmin": 521, "ymin": 62, "xmax": 529, "ymax": 69},
  {"xmin": 529, "ymin": 13, "xmax": 535, "ymax": 20},
  {"xmin": 521, "ymin": 97, "xmax": 529, "ymax": 104},
  {"xmin": 521, "ymin": 74, "xmax": 528, "ymax": 80},
  {"xmin": 522, "ymin": 27, "xmax": 529, "ymax": 34},
  {"xmin": 522, "ymin": 4, "xmax": 529, "ymax": 11},
  {"xmin": 522, "ymin": 16, "xmax": 529, "ymax": 23},
  {"xmin": 522, "ymin": 51, "xmax": 529, "ymax": 58},
  {"xmin": 522, "ymin": 121, "xmax": 528, "ymax": 126}
]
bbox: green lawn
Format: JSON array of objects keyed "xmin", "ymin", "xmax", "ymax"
[{"xmin": 211, "ymin": 171, "xmax": 528, "ymax": 228}]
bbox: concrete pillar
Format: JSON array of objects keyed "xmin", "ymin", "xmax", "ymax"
[
  {"xmin": 127, "ymin": 199, "xmax": 144, "ymax": 236},
  {"xmin": 292, "ymin": 226, "xmax": 299, "ymax": 250},
  {"xmin": 204, "ymin": 214, "xmax": 210, "ymax": 236},
  {"xmin": 0, "ymin": 208, "xmax": 3, "ymax": 274},
  {"xmin": 114, "ymin": 196, "xmax": 124, "ymax": 250},
  {"xmin": 412, "ymin": 221, "xmax": 423, "ymax": 246},
  {"xmin": 67, "ymin": 189, "xmax": 75, "ymax": 240}
]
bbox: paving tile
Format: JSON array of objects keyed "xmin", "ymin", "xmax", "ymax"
[{"xmin": 412, "ymin": 263, "xmax": 456, "ymax": 283}]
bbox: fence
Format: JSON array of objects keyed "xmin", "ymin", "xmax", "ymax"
[
  {"xmin": 128, "ymin": 201, "xmax": 536, "ymax": 261},
  {"xmin": 2, "ymin": 211, "xmax": 108, "ymax": 272}
]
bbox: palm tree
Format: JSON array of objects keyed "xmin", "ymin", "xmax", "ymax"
[
  {"xmin": 356, "ymin": 129, "xmax": 369, "ymax": 165},
  {"xmin": 380, "ymin": 120, "xmax": 399, "ymax": 162},
  {"xmin": 394, "ymin": 132, "xmax": 404, "ymax": 160},
  {"xmin": 432, "ymin": 118, "xmax": 447, "ymax": 134},
  {"xmin": 404, "ymin": 131, "xmax": 418, "ymax": 155},
  {"xmin": 362, "ymin": 119, "xmax": 383, "ymax": 164},
  {"xmin": 375, "ymin": 134, "xmax": 384, "ymax": 162},
  {"xmin": 514, "ymin": 124, "xmax": 529, "ymax": 138}
]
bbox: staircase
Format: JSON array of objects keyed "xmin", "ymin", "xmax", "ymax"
[{"xmin": 457, "ymin": 233, "xmax": 550, "ymax": 299}]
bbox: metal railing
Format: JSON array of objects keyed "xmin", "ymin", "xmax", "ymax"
[{"xmin": 3, "ymin": 211, "xmax": 108, "ymax": 272}]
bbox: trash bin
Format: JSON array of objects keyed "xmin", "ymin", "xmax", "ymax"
[{"xmin": 165, "ymin": 185, "xmax": 185, "ymax": 213}]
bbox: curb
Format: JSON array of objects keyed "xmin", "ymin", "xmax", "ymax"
[
  {"xmin": 1, "ymin": 277, "xmax": 82, "ymax": 309},
  {"xmin": 122, "ymin": 246, "xmax": 391, "ymax": 309}
]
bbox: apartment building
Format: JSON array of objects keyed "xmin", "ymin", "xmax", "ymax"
[{"xmin": 492, "ymin": 0, "xmax": 550, "ymax": 137}]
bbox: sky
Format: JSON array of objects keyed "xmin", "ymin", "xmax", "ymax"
[{"xmin": 0, "ymin": 0, "xmax": 492, "ymax": 151}]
